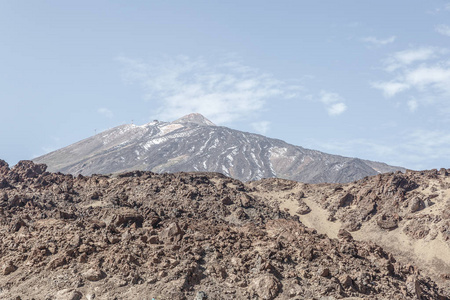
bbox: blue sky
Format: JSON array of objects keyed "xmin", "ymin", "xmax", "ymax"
[{"xmin": 1, "ymin": 1, "xmax": 450, "ymax": 170}]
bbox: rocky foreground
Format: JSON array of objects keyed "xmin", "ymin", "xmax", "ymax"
[
  {"xmin": 251, "ymin": 168, "xmax": 450, "ymax": 295},
  {"xmin": 0, "ymin": 160, "xmax": 448, "ymax": 299}
]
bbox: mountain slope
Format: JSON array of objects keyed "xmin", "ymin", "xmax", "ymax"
[{"xmin": 33, "ymin": 113, "xmax": 404, "ymax": 183}]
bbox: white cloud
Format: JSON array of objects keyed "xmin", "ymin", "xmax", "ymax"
[
  {"xmin": 362, "ymin": 36, "xmax": 396, "ymax": 46},
  {"xmin": 373, "ymin": 47, "xmax": 450, "ymax": 116},
  {"xmin": 374, "ymin": 65, "xmax": 450, "ymax": 98},
  {"xmin": 251, "ymin": 121, "xmax": 271, "ymax": 135},
  {"xmin": 318, "ymin": 91, "xmax": 347, "ymax": 116},
  {"xmin": 383, "ymin": 47, "xmax": 442, "ymax": 72},
  {"xmin": 436, "ymin": 24, "xmax": 450, "ymax": 37},
  {"xmin": 371, "ymin": 81, "xmax": 410, "ymax": 97},
  {"xmin": 327, "ymin": 103, "xmax": 347, "ymax": 116},
  {"xmin": 98, "ymin": 108, "xmax": 114, "ymax": 118},
  {"xmin": 407, "ymin": 99, "xmax": 418, "ymax": 112},
  {"xmin": 318, "ymin": 91, "xmax": 342, "ymax": 105},
  {"xmin": 117, "ymin": 55, "xmax": 302, "ymax": 124},
  {"xmin": 404, "ymin": 66, "xmax": 450, "ymax": 90}
]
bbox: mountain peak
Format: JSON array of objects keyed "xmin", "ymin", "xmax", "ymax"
[{"xmin": 173, "ymin": 113, "xmax": 216, "ymax": 126}]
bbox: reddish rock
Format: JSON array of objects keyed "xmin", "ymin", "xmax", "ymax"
[
  {"xmin": 159, "ymin": 222, "xmax": 184, "ymax": 243},
  {"xmin": 112, "ymin": 209, "xmax": 143, "ymax": 228},
  {"xmin": 0, "ymin": 161, "xmax": 446, "ymax": 299}
]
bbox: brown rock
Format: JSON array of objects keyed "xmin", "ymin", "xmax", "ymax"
[
  {"xmin": 47, "ymin": 256, "xmax": 67, "ymax": 270},
  {"xmin": 112, "ymin": 209, "xmax": 144, "ymax": 228},
  {"xmin": 10, "ymin": 160, "xmax": 47, "ymax": 180},
  {"xmin": 337, "ymin": 229, "xmax": 354, "ymax": 241},
  {"xmin": 79, "ymin": 253, "xmax": 88, "ymax": 263},
  {"xmin": 148, "ymin": 236, "xmax": 160, "ymax": 244},
  {"xmin": 90, "ymin": 191, "xmax": 101, "ymax": 200},
  {"xmin": 221, "ymin": 196, "xmax": 233, "ymax": 205},
  {"xmin": 70, "ymin": 234, "xmax": 82, "ymax": 248},
  {"xmin": 0, "ymin": 161, "xmax": 447, "ymax": 299},
  {"xmin": 338, "ymin": 193, "xmax": 354, "ymax": 207},
  {"xmin": 377, "ymin": 213, "xmax": 399, "ymax": 230},
  {"xmin": 0, "ymin": 159, "xmax": 9, "ymax": 176},
  {"xmin": 318, "ymin": 267, "xmax": 330, "ymax": 277},
  {"xmin": 409, "ymin": 197, "xmax": 425, "ymax": 213},
  {"xmin": 0, "ymin": 178, "xmax": 9, "ymax": 189},
  {"xmin": 159, "ymin": 222, "xmax": 184, "ymax": 242},
  {"xmin": 59, "ymin": 210, "xmax": 77, "ymax": 220},
  {"xmin": 339, "ymin": 274, "xmax": 354, "ymax": 289},
  {"xmin": 55, "ymin": 289, "xmax": 82, "ymax": 300},
  {"xmin": 79, "ymin": 244, "xmax": 94, "ymax": 254},
  {"xmin": 342, "ymin": 221, "xmax": 361, "ymax": 232},
  {"xmin": 11, "ymin": 218, "xmax": 27, "ymax": 232},
  {"xmin": 83, "ymin": 268, "xmax": 105, "ymax": 281},
  {"xmin": 3, "ymin": 261, "xmax": 17, "ymax": 275},
  {"xmin": 296, "ymin": 200, "xmax": 311, "ymax": 215},
  {"xmin": 240, "ymin": 194, "xmax": 253, "ymax": 208},
  {"xmin": 250, "ymin": 274, "xmax": 281, "ymax": 300}
]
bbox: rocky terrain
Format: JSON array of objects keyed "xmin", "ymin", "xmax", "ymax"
[
  {"xmin": 0, "ymin": 160, "xmax": 447, "ymax": 299},
  {"xmin": 251, "ymin": 168, "xmax": 450, "ymax": 295},
  {"xmin": 33, "ymin": 113, "xmax": 404, "ymax": 184}
]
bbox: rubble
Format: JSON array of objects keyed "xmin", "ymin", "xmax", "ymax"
[{"xmin": 0, "ymin": 161, "xmax": 447, "ymax": 299}]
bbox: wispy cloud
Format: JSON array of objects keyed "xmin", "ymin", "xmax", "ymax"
[
  {"xmin": 373, "ymin": 65, "xmax": 450, "ymax": 97},
  {"xmin": 407, "ymin": 99, "xmax": 418, "ymax": 112},
  {"xmin": 372, "ymin": 46, "xmax": 450, "ymax": 112},
  {"xmin": 312, "ymin": 129, "xmax": 450, "ymax": 170},
  {"xmin": 382, "ymin": 47, "xmax": 443, "ymax": 72},
  {"xmin": 371, "ymin": 81, "xmax": 409, "ymax": 97},
  {"xmin": 362, "ymin": 36, "xmax": 396, "ymax": 46},
  {"xmin": 117, "ymin": 55, "xmax": 303, "ymax": 124},
  {"xmin": 251, "ymin": 121, "xmax": 271, "ymax": 135},
  {"xmin": 318, "ymin": 91, "xmax": 347, "ymax": 116},
  {"xmin": 427, "ymin": 3, "xmax": 450, "ymax": 14},
  {"xmin": 98, "ymin": 107, "xmax": 114, "ymax": 118},
  {"xmin": 436, "ymin": 24, "xmax": 450, "ymax": 37}
]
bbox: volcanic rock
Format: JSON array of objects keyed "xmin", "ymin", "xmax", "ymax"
[
  {"xmin": 33, "ymin": 114, "xmax": 404, "ymax": 183},
  {"xmin": 2, "ymin": 261, "xmax": 17, "ymax": 275},
  {"xmin": 0, "ymin": 161, "xmax": 447, "ymax": 299}
]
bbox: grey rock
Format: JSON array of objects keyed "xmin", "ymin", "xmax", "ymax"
[{"xmin": 34, "ymin": 113, "xmax": 404, "ymax": 184}]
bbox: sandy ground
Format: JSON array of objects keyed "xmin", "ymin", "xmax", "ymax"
[
  {"xmin": 278, "ymin": 192, "xmax": 342, "ymax": 239},
  {"xmin": 252, "ymin": 177, "xmax": 450, "ymax": 290}
]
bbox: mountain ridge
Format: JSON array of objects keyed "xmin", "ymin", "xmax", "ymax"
[{"xmin": 33, "ymin": 113, "xmax": 405, "ymax": 183}]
